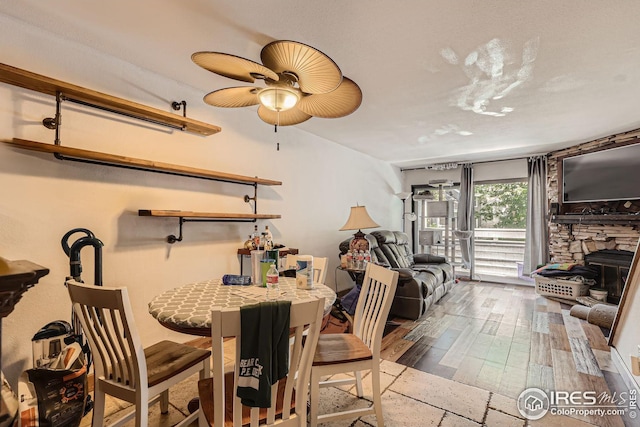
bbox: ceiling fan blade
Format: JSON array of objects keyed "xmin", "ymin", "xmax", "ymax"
[
  {"xmin": 260, "ymin": 41, "xmax": 342, "ymax": 94},
  {"xmin": 192, "ymin": 52, "xmax": 279, "ymax": 83},
  {"xmin": 203, "ymin": 87, "xmax": 260, "ymax": 108},
  {"xmin": 257, "ymin": 105, "xmax": 312, "ymax": 126},
  {"xmin": 297, "ymin": 77, "xmax": 362, "ymax": 118}
]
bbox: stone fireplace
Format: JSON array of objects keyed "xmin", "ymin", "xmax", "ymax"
[
  {"xmin": 584, "ymin": 249, "xmax": 634, "ymax": 304},
  {"xmin": 548, "ymin": 222, "xmax": 639, "ymax": 264},
  {"xmin": 547, "ymin": 129, "xmax": 640, "ymax": 285}
]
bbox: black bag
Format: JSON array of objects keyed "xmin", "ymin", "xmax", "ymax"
[{"xmin": 18, "ymin": 342, "xmax": 87, "ymax": 427}]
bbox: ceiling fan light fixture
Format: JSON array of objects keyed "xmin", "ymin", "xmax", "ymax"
[
  {"xmin": 258, "ymin": 87, "xmax": 299, "ymax": 112},
  {"xmin": 192, "ymin": 40, "xmax": 361, "ymax": 127}
]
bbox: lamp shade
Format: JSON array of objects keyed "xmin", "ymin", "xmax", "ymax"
[
  {"xmin": 340, "ymin": 206, "xmax": 379, "ymax": 253},
  {"xmin": 340, "ymin": 206, "xmax": 380, "ymax": 231}
]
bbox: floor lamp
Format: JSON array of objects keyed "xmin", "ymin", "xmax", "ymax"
[{"xmin": 396, "ymin": 192, "xmax": 416, "ymax": 232}]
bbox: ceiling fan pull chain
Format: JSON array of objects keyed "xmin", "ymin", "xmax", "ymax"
[{"xmin": 275, "ymin": 110, "xmax": 280, "ymax": 150}]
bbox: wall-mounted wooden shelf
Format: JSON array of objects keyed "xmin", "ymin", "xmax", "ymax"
[
  {"xmin": 2, "ymin": 139, "xmax": 282, "ymax": 186},
  {"xmin": 138, "ymin": 210, "xmax": 282, "ymax": 244},
  {"xmin": 138, "ymin": 210, "xmax": 281, "ymax": 220},
  {"xmin": 0, "ymin": 63, "xmax": 220, "ymax": 136},
  {"xmin": 1, "ymin": 63, "xmax": 283, "ymax": 246}
]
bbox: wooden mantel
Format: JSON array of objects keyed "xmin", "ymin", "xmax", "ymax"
[{"xmin": 551, "ymin": 214, "xmax": 640, "ymax": 226}]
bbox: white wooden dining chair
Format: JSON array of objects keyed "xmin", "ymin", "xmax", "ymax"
[
  {"xmin": 309, "ymin": 263, "xmax": 398, "ymax": 427},
  {"xmin": 197, "ymin": 297, "xmax": 325, "ymax": 427},
  {"xmin": 66, "ymin": 280, "xmax": 211, "ymax": 427},
  {"xmin": 284, "ymin": 255, "xmax": 329, "ymax": 284}
]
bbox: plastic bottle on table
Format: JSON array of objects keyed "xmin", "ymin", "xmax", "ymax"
[
  {"xmin": 266, "ymin": 263, "xmax": 280, "ymax": 300},
  {"xmin": 357, "ymin": 250, "xmax": 365, "ymax": 270}
]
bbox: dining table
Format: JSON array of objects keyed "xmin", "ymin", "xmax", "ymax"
[{"xmin": 148, "ymin": 276, "xmax": 336, "ymax": 336}]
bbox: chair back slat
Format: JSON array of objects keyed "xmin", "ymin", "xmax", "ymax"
[
  {"xmin": 101, "ymin": 309, "xmax": 125, "ymax": 384},
  {"xmin": 107, "ymin": 308, "xmax": 136, "ymax": 386},
  {"xmin": 95, "ymin": 307, "xmax": 121, "ymax": 384},
  {"xmin": 353, "ymin": 264, "xmax": 399, "ymax": 355},
  {"xmin": 283, "ymin": 326, "xmax": 303, "ymax": 419},
  {"xmin": 77, "ymin": 304, "xmax": 110, "ymax": 379},
  {"xmin": 67, "ymin": 280, "xmax": 144, "ymax": 391},
  {"xmin": 266, "ymin": 384, "xmax": 278, "ymax": 424},
  {"xmin": 208, "ymin": 298, "xmax": 325, "ymax": 427}
]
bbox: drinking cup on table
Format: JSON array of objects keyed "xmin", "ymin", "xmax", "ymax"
[
  {"xmin": 251, "ymin": 250, "xmax": 265, "ymax": 285},
  {"xmin": 261, "ymin": 259, "xmax": 276, "ymax": 286}
]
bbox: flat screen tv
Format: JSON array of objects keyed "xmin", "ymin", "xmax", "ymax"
[{"xmin": 562, "ymin": 143, "xmax": 640, "ymax": 203}]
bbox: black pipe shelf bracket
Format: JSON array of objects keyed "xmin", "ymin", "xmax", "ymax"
[
  {"xmin": 167, "ymin": 217, "xmax": 186, "ymax": 244},
  {"xmin": 44, "ymin": 91, "xmax": 188, "ymax": 152},
  {"xmin": 171, "ymin": 100, "xmax": 187, "ymax": 118},
  {"xmin": 166, "ymin": 215, "xmax": 260, "ymax": 244},
  {"xmin": 167, "ymin": 185, "xmax": 260, "ymax": 244},
  {"xmin": 244, "ymin": 183, "xmax": 258, "ymax": 213},
  {"xmin": 140, "ymin": 182, "xmax": 283, "ymax": 243}
]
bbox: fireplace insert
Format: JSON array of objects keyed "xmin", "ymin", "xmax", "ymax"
[{"xmin": 584, "ymin": 249, "xmax": 634, "ymax": 304}]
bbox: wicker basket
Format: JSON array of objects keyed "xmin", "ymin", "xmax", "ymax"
[{"xmin": 534, "ymin": 275, "xmax": 590, "ymax": 300}]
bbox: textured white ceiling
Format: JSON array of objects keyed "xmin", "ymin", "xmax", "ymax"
[{"xmin": 3, "ymin": 1, "xmax": 640, "ymax": 168}]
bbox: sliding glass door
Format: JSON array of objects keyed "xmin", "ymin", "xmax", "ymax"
[
  {"xmin": 412, "ymin": 179, "xmax": 529, "ymax": 283},
  {"xmin": 473, "ymin": 180, "xmax": 528, "ymax": 282}
]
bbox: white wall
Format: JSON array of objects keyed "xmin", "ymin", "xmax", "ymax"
[{"xmin": 0, "ymin": 15, "xmax": 402, "ymax": 385}]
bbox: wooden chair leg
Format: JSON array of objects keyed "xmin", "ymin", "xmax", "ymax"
[
  {"xmin": 160, "ymin": 389, "xmax": 169, "ymax": 413},
  {"xmin": 354, "ymin": 370, "xmax": 364, "ymax": 397},
  {"xmin": 198, "ymin": 409, "xmax": 208, "ymax": 427},
  {"xmin": 200, "ymin": 360, "xmax": 211, "ymax": 380},
  {"xmin": 371, "ymin": 363, "xmax": 384, "ymax": 427},
  {"xmin": 309, "ymin": 369, "xmax": 321, "ymax": 427},
  {"xmin": 136, "ymin": 390, "xmax": 149, "ymax": 427},
  {"xmin": 198, "ymin": 362, "xmax": 210, "ymax": 427},
  {"xmin": 91, "ymin": 390, "xmax": 106, "ymax": 427}
]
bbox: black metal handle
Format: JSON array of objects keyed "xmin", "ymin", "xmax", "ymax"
[{"xmin": 61, "ymin": 228, "xmax": 95, "ymax": 256}]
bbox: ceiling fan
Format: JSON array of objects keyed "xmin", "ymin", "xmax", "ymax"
[{"xmin": 192, "ymin": 40, "xmax": 362, "ymax": 130}]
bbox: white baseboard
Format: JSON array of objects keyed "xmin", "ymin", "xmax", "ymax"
[{"xmin": 610, "ymin": 346, "xmax": 640, "ymax": 395}]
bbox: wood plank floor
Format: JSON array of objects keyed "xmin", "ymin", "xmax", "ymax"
[{"xmin": 382, "ymin": 280, "xmax": 633, "ymax": 426}]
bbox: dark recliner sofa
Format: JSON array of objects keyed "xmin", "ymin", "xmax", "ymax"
[{"xmin": 340, "ymin": 230, "xmax": 455, "ymax": 320}]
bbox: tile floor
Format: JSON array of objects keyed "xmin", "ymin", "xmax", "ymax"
[
  {"xmin": 79, "ymin": 359, "xmax": 618, "ymax": 426},
  {"xmin": 381, "ymin": 281, "xmax": 634, "ymax": 426},
  {"xmin": 80, "ymin": 281, "xmax": 636, "ymax": 426}
]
